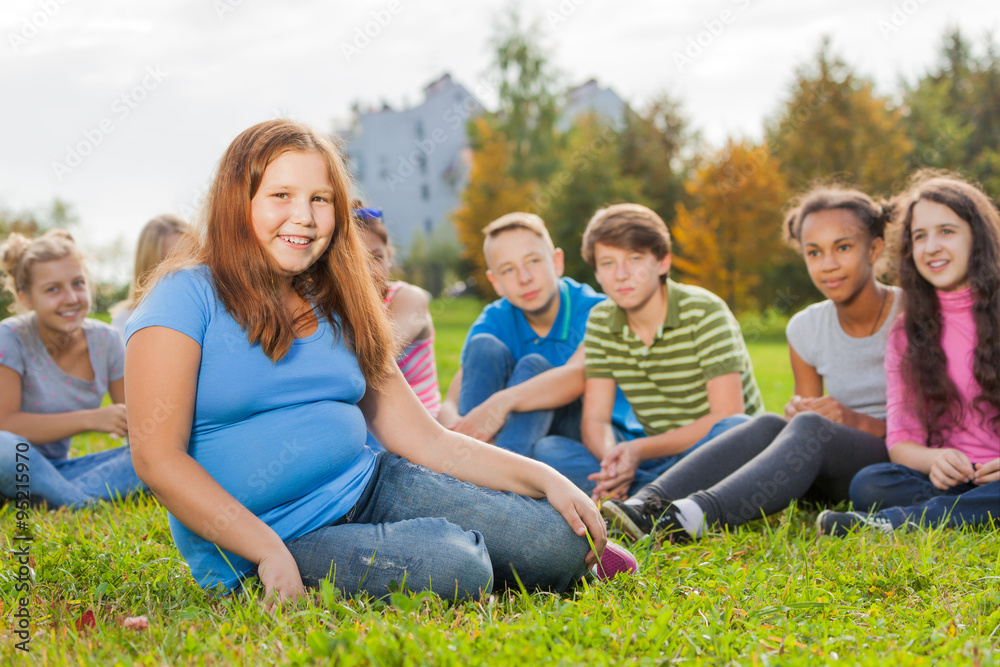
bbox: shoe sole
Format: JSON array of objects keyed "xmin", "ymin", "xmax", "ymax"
[
  {"xmin": 596, "ymin": 543, "xmax": 639, "ymax": 579},
  {"xmin": 601, "ymin": 502, "xmax": 649, "ymax": 542}
]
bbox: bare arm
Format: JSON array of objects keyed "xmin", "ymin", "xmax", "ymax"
[
  {"xmin": 386, "ymin": 284, "xmax": 432, "ymax": 349},
  {"xmin": 889, "ymin": 440, "xmax": 975, "ymax": 489},
  {"xmin": 451, "ymin": 344, "xmax": 587, "ymax": 441},
  {"xmin": 0, "ymin": 365, "xmax": 128, "ymax": 441},
  {"xmin": 437, "ymin": 366, "xmax": 462, "ymax": 428},
  {"xmin": 126, "ymin": 326, "xmax": 304, "ymax": 605},
  {"xmin": 580, "ymin": 375, "xmax": 618, "ymax": 461},
  {"xmin": 786, "ymin": 344, "xmax": 886, "ymax": 437},
  {"xmin": 590, "ymin": 372, "xmax": 745, "ymax": 500},
  {"xmin": 361, "ymin": 368, "xmax": 606, "ymax": 566}
]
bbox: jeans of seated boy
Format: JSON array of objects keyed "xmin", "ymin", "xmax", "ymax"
[
  {"xmin": 850, "ymin": 462, "xmax": 1000, "ymax": 528},
  {"xmin": 458, "ymin": 333, "xmax": 583, "ymax": 456},
  {"xmin": 281, "ymin": 451, "xmax": 591, "ymax": 600},
  {"xmin": 533, "ymin": 414, "xmax": 754, "ymax": 497},
  {"xmin": 0, "ymin": 430, "xmax": 146, "ymax": 509}
]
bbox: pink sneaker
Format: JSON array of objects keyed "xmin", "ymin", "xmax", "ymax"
[{"xmin": 594, "ymin": 541, "xmax": 638, "ymax": 580}]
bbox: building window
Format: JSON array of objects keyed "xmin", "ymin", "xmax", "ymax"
[
  {"xmin": 425, "ymin": 218, "xmax": 433, "ymax": 233},
  {"xmin": 415, "ymin": 120, "xmax": 424, "ymax": 140},
  {"xmin": 421, "ymin": 184, "xmax": 430, "ymax": 201},
  {"xmin": 418, "ymin": 153, "xmax": 427, "ymax": 174}
]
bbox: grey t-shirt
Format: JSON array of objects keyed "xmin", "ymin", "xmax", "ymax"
[
  {"xmin": 785, "ymin": 286, "xmax": 901, "ymax": 420},
  {"xmin": 0, "ymin": 313, "xmax": 126, "ymax": 460}
]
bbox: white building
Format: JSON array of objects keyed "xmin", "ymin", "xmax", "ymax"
[
  {"xmin": 559, "ymin": 79, "xmax": 629, "ymax": 132},
  {"xmin": 337, "ymin": 73, "xmax": 483, "ymax": 251},
  {"xmin": 337, "ymin": 74, "xmax": 628, "ymax": 252}
]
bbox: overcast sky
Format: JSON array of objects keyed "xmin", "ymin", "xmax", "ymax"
[{"xmin": 1, "ymin": 0, "xmax": 997, "ymax": 281}]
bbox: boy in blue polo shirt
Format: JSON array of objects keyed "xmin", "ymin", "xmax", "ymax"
[{"xmin": 439, "ymin": 213, "xmax": 646, "ymax": 488}]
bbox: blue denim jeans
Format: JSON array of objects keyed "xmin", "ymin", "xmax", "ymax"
[
  {"xmin": 281, "ymin": 452, "xmax": 590, "ymax": 601},
  {"xmin": 458, "ymin": 334, "xmax": 583, "ymax": 456},
  {"xmin": 0, "ymin": 431, "xmax": 146, "ymax": 509},
  {"xmin": 850, "ymin": 462, "xmax": 1000, "ymax": 528},
  {"xmin": 532, "ymin": 414, "xmax": 754, "ymax": 497}
]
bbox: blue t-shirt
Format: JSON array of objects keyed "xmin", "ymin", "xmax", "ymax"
[
  {"xmin": 460, "ymin": 277, "xmax": 644, "ymax": 438},
  {"xmin": 126, "ymin": 266, "xmax": 377, "ymax": 590}
]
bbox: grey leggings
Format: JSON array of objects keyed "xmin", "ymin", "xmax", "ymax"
[{"xmin": 632, "ymin": 412, "xmax": 890, "ymax": 529}]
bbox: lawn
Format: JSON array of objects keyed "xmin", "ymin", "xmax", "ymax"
[{"xmin": 1, "ymin": 300, "xmax": 997, "ymax": 665}]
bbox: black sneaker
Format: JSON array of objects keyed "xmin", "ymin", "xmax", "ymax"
[
  {"xmin": 642, "ymin": 497, "xmax": 692, "ymax": 544},
  {"xmin": 816, "ymin": 510, "xmax": 896, "ymax": 537},
  {"xmin": 601, "ymin": 500, "xmax": 653, "ymax": 541},
  {"xmin": 601, "ymin": 498, "xmax": 692, "ymax": 544}
]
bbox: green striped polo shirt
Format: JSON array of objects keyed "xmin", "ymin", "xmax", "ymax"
[{"xmin": 584, "ymin": 279, "xmax": 763, "ymax": 436}]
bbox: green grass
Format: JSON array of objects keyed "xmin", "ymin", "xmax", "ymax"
[{"xmin": 2, "ymin": 301, "xmax": 997, "ymax": 665}]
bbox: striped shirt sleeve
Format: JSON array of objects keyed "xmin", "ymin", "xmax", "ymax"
[{"xmin": 584, "ymin": 302, "xmax": 615, "ymax": 379}]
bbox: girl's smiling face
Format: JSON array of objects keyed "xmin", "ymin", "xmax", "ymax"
[
  {"xmin": 250, "ymin": 150, "xmax": 336, "ymax": 284},
  {"xmin": 20, "ymin": 255, "xmax": 90, "ymax": 338},
  {"xmin": 910, "ymin": 199, "xmax": 973, "ymax": 292},
  {"xmin": 800, "ymin": 208, "xmax": 882, "ymax": 303}
]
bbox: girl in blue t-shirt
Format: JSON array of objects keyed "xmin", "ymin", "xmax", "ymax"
[
  {"xmin": 0, "ymin": 229, "xmax": 145, "ymax": 508},
  {"xmin": 125, "ymin": 119, "xmax": 632, "ymax": 605}
]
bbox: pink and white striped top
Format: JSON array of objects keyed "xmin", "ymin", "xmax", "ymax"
[{"xmin": 385, "ymin": 281, "xmax": 442, "ymax": 417}]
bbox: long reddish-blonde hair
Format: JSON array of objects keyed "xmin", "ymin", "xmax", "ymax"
[{"xmin": 142, "ymin": 119, "xmax": 395, "ymax": 390}]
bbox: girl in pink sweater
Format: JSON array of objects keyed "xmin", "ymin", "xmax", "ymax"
[{"xmin": 819, "ymin": 172, "xmax": 999, "ymax": 535}]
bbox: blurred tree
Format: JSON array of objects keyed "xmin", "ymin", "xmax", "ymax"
[
  {"xmin": 536, "ymin": 114, "xmax": 645, "ymax": 284},
  {"xmin": 767, "ymin": 39, "xmax": 911, "ymax": 197},
  {"xmin": 672, "ymin": 140, "xmax": 793, "ymax": 313},
  {"xmin": 451, "ymin": 119, "xmax": 535, "ymax": 299},
  {"xmin": 489, "ymin": 8, "xmax": 563, "ymax": 183},
  {"xmin": 399, "ymin": 224, "xmax": 465, "ymax": 298},
  {"xmin": 619, "ymin": 93, "xmax": 695, "ymax": 223},
  {"xmin": 901, "ymin": 28, "xmax": 1000, "ymax": 195}
]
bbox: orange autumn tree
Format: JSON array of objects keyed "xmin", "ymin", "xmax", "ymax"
[
  {"xmin": 451, "ymin": 118, "xmax": 535, "ymax": 298},
  {"xmin": 672, "ymin": 139, "xmax": 791, "ymax": 313}
]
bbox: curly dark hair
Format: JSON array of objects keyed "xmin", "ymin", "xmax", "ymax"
[
  {"xmin": 783, "ymin": 186, "xmax": 893, "ymax": 250},
  {"xmin": 892, "ymin": 170, "xmax": 1000, "ymax": 445}
]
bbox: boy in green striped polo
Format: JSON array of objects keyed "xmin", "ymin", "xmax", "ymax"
[{"xmin": 581, "ymin": 203, "xmax": 762, "ymax": 501}]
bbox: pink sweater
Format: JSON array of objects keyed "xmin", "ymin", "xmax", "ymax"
[{"xmin": 885, "ymin": 288, "xmax": 999, "ymax": 463}]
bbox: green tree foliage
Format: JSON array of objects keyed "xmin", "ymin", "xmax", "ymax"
[
  {"xmin": 901, "ymin": 29, "xmax": 1000, "ymax": 195},
  {"xmin": 767, "ymin": 39, "xmax": 911, "ymax": 197},
  {"xmin": 533, "ymin": 114, "xmax": 645, "ymax": 283},
  {"xmin": 399, "ymin": 225, "xmax": 466, "ymax": 298},
  {"xmin": 672, "ymin": 140, "xmax": 793, "ymax": 312},
  {"xmin": 451, "ymin": 119, "xmax": 535, "ymax": 298},
  {"xmin": 489, "ymin": 8, "xmax": 562, "ymax": 183},
  {"xmin": 619, "ymin": 94, "xmax": 694, "ymax": 223}
]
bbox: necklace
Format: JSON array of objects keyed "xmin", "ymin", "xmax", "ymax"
[{"xmin": 869, "ymin": 286, "xmax": 888, "ymax": 336}]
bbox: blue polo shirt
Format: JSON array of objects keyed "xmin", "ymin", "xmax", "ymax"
[{"xmin": 461, "ymin": 277, "xmax": 644, "ymax": 438}]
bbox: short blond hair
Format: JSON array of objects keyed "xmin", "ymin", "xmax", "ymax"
[
  {"xmin": 1, "ymin": 229, "xmax": 87, "ymax": 308},
  {"xmin": 482, "ymin": 212, "xmax": 555, "ymax": 259}
]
